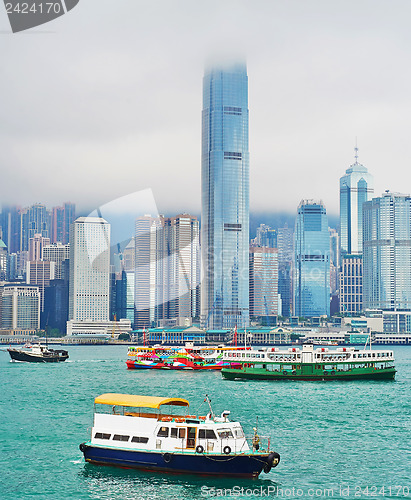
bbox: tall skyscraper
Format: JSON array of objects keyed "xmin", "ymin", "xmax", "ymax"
[
  {"xmin": 201, "ymin": 63, "xmax": 250, "ymax": 329},
  {"xmin": 51, "ymin": 202, "xmax": 76, "ymax": 244},
  {"xmin": 68, "ymin": 217, "xmax": 110, "ymax": 322},
  {"xmin": 277, "ymin": 224, "xmax": 293, "ymax": 317},
  {"xmin": 363, "ymin": 192, "xmax": 411, "ymax": 311},
  {"xmin": 294, "ymin": 200, "xmax": 330, "ymax": 317},
  {"xmin": 42, "ymin": 242, "xmax": 70, "ymax": 280},
  {"xmin": 249, "ymin": 247, "xmax": 278, "ymax": 319},
  {"xmin": 339, "ymin": 255, "xmax": 363, "ymax": 314},
  {"xmin": 26, "ymin": 260, "xmax": 56, "ymax": 317},
  {"xmin": 134, "ymin": 215, "xmax": 163, "ymax": 328},
  {"xmin": 134, "ymin": 214, "xmax": 200, "ymax": 328},
  {"xmin": 340, "ymin": 147, "xmax": 374, "ymax": 256}
]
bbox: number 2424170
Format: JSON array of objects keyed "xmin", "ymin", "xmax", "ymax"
[{"xmin": 5, "ymin": 3, "xmax": 62, "ymax": 14}]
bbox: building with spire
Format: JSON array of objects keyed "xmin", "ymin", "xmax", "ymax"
[
  {"xmin": 340, "ymin": 145, "xmax": 374, "ymax": 256},
  {"xmin": 201, "ymin": 62, "xmax": 250, "ymax": 329},
  {"xmin": 339, "ymin": 145, "xmax": 373, "ymax": 315}
]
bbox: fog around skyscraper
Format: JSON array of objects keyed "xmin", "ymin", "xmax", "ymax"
[{"xmin": 1, "ymin": 1, "xmax": 411, "ymax": 215}]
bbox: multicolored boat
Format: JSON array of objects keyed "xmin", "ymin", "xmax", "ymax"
[
  {"xmin": 221, "ymin": 343, "xmax": 396, "ymax": 381},
  {"xmin": 126, "ymin": 344, "xmax": 248, "ymax": 370},
  {"xmin": 79, "ymin": 393, "xmax": 280, "ymax": 477}
]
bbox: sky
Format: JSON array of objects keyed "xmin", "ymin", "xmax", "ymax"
[{"xmin": 1, "ymin": 0, "xmax": 411, "ymax": 219}]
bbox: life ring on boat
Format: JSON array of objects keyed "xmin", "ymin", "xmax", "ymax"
[
  {"xmin": 160, "ymin": 416, "xmax": 173, "ymax": 422},
  {"xmin": 186, "ymin": 415, "xmax": 196, "ymax": 419},
  {"xmin": 223, "ymin": 446, "xmax": 231, "ymax": 455},
  {"xmin": 198, "ymin": 416, "xmax": 206, "ymax": 421},
  {"xmin": 174, "ymin": 417, "xmax": 185, "ymax": 423},
  {"xmin": 163, "ymin": 453, "xmax": 172, "ymax": 463},
  {"xmin": 79, "ymin": 443, "xmax": 86, "ymax": 452},
  {"xmin": 195, "ymin": 445, "xmax": 204, "ymax": 454}
]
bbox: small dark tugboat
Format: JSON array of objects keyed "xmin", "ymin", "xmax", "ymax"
[{"xmin": 7, "ymin": 344, "xmax": 69, "ymax": 363}]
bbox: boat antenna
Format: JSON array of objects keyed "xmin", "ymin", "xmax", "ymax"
[{"xmin": 204, "ymin": 394, "xmax": 215, "ymax": 420}]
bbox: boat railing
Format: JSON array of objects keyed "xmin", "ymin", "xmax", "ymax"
[{"xmin": 244, "ymin": 434, "xmax": 271, "ymax": 453}]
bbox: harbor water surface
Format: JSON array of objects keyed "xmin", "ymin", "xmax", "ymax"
[{"xmin": 1, "ymin": 345, "xmax": 410, "ymax": 499}]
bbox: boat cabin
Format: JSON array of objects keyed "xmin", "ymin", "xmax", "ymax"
[{"xmin": 91, "ymin": 394, "xmax": 251, "ymax": 454}]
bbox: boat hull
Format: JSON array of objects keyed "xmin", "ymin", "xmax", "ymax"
[
  {"xmin": 80, "ymin": 443, "xmax": 271, "ymax": 477},
  {"xmin": 8, "ymin": 349, "xmax": 69, "ymax": 363},
  {"xmin": 221, "ymin": 367, "xmax": 396, "ymax": 381},
  {"xmin": 126, "ymin": 360, "xmax": 224, "ymax": 370}
]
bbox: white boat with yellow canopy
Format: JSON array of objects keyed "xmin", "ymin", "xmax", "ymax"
[{"xmin": 79, "ymin": 393, "xmax": 280, "ymax": 477}]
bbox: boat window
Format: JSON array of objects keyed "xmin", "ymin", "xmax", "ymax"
[
  {"xmin": 178, "ymin": 428, "xmax": 186, "ymax": 439},
  {"xmin": 131, "ymin": 436, "xmax": 149, "ymax": 443},
  {"xmin": 170, "ymin": 428, "xmax": 178, "ymax": 438},
  {"xmin": 157, "ymin": 427, "xmax": 169, "ymax": 438},
  {"xmin": 217, "ymin": 428, "xmax": 234, "ymax": 439},
  {"xmin": 113, "ymin": 434, "xmax": 130, "ymax": 442},
  {"xmin": 94, "ymin": 432, "xmax": 111, "ymax": 440},
  {"xmin": 234, "ymin": 428, "xmax": 245, "ymax": 438},
  {"xmin": 198, "ymin": 429, "xmax": 217, "ymax": 440}
]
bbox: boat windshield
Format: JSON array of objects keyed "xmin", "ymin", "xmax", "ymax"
[{"xmin": 217, "ymin": 428, "xmax": 234, "ymax": 439}]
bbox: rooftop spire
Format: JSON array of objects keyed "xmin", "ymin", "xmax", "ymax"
[{"xmin": 354, "ymin": 137, "xmax": 359, "ymax": 163}]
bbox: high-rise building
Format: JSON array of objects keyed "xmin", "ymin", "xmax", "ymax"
[
  {"xmin": 28, "ymin": 203, "xmax": 49, "ymax": 241},
  {"xmin": 329, "ymin": 228, "xmax": 340, "ymax": 294},
  {"xmin": 166, "ymin": 214, "xmax": 200, "ymax": 322},
  {"xmin": 1, "ymin": 285, "xmax": 40, "ymax": 331},
  {"xmin": 28, "ymin": 234, "xmax": 50, "ymax": 261},
  {"xmin": 68, "ymin": 217, "xmax": 110, "ymax": 322},
  {"xmin": 277, "ymin": 225, "xmax": 293, "ymax": 317},
  {"xmin": 0, "ymin": 239, "xmax": 7, "ymax": 281},
  {"xmin": 201, "ymin": 63, "xmax": 250, "ymax": 329},
  {"xmin": 363, "ymin": 192, "xmax": 411, "ymax": 311},
  {"xmin": 51, "ymin": 202, "xmax": 76, "ymax": 244},
  {"xmin": 0, "ymin": 205, "xmax": 21, "ymax": 254},
  {"xmin": 42, "ymin": 242, "xmax": 70, "ymax": 279},
  {"xmin": 339, "ymin": 255, "xmax": 363, "ymax": 314},
  {"xmin": 253, "ymin": 224, "xmax": 277, "ymax": 248},
  {"xmin": 134, "ymin": 214, "xmax": 200, "ymax": 328},
  {"xmin": 294, "ymin": 200, "xmax": 330, "ymax": 318},
  {"xmin": 340, "ymin": 147, "xmax": 373, "ymax": 256},
  {"xmin": 249, "ymin": 247, "xmax": 278, "ymax": 319},
  {"xmin": 26, "ymin": 260, "xmax": 56, "ymax": 316},
  {"xmin": 134, "ymin": 215, "xmax": 162, "ymax": 328}
]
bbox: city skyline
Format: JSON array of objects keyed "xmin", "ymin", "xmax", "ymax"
[{"xmin": 2, "ymin": 2, "xmax": 411, "ymax": 215}]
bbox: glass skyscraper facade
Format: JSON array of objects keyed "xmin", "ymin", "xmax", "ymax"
[
  {"xmin": 201, "ymin": 63, "xmax": 250, "ymax": 329},
  {"xmin": 340, "ymin": 151, "xmax": 373, "ymax": 256},
  {"xmin": 294, "ymin": 200, "xmax": 330, "ymax": 317},
  {"xmin": 363, "ymin": 192, "xmax": 411, "ymax": 311}
]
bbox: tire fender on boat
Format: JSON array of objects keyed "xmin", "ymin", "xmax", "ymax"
[
  {"xmin": 264, "ymin": 452, "xmax": 280, "ymax": 473},
  {"xmin": 163, "ymin": 453, "xmax": 172, "ymax": 463},
  {"xmin": 195, "ymin": 445, "xmax": 204, "ymax": 454},
  {"xmin": 79, "ymin": 443, "xmax": 87, "ymax": 453},
  {"xmin": 223, "ymin": 446, "xmax": 231, "ymax": 455}
]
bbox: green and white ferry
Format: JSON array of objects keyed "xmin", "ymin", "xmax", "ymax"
[{"xmin": 221, "ymin": 343, "xmax": 396, "ymax": 381}]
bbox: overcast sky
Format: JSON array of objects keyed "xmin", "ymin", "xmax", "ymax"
[{"xmin": 1, "ymin": 0, "xmax": 411, "ymax": 218}]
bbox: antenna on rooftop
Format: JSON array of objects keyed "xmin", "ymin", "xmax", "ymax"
[{"xmin": 354, "ymin": 137, "xmax": 359, "ymax": 163}]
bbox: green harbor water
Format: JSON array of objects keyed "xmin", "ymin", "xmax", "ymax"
[{"xmin": 0, "ymin": 345, "xmax": 410, "ymax": 500}]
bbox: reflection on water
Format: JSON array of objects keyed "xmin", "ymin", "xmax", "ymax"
[{"xmin": 80, "ymin": 463, "xmax": 278, "ymax": 500}]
